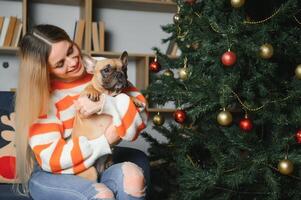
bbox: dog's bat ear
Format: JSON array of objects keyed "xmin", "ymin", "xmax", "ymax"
[
  {"xmin": 82, "ymin": 54, "xmax": 96, "ymax": 74},
  {"xmin": 120, "ymin": 51, "xmax": 128, "ymax": 67}
]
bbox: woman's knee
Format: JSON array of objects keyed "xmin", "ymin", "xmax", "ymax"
[
  {"xmin": 93, "ymin": 183, "xmax": 115, "ymax": 200},
  {"xmin": 121, "ymin": 162, "xmax": 146, "ymax": 198}
]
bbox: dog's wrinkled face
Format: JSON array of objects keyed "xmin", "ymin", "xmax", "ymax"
[
  {"xmin": 95, "ymin": 58, "xmax": 127, "ymax": 91},
  {"xmin": 83, "ymin": 51, "xmax": 128, "ymax": 94}
]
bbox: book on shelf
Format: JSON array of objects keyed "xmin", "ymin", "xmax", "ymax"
[
  {"xmin": 98, "ymin": 20, "xmax": 105, "ymax": 52},
  {"xmin": 11, "ymin": 19, "xmax": 22, "ymax": 47},
  {"xmin": 91, "ymin": 22, "xmax": 100, "ymax": 52},
  {"xmin": 0, "ymin": 17, "xmax": 10, "ymax": 46},
  {"xmin": 3, "ymin": 16, "xmax": 17, "ymax": 47},
  {"xmin": 73, "ymin": 19, "xmax": 85, "ymax": 49},
  {"xmin": 0, "ymin": 16, "xmax": 4, "ymax": 35}
]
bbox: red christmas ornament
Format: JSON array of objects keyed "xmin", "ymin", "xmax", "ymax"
[
  {"xmin": 239, "ymin": 116, "xmax": 253, "ymax": 132},
  {"xmin": 149, "ymin": 58, "xmax": 161, "ymax": 73},
  {"xmin": 174, "ymin": 109, "xmax": 187, "ymax": 124},
  {"xmin": 185, "ymin": 0, "xmax": 196, "ymax": 5},
  {"xmin": 221, "ymin": 50, "xmax": 237, "ymax": 67},
  {"xmin": 295, "ymin": 130, "xmax": 301, "ymax": 144}
]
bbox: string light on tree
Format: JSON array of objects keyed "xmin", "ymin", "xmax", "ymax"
[
  {"xmin": 295, "ymin": 130, "xmax": 301, "ymax": 144},
  {"xmin": 217, "ymin": 108, "xmax": 233, "ymax": 126},
  {"xmin": 295, "ymin": 64, "xmax": 301, "ymax": 79},
  {"xmin": 259, "ymin": 43, "xmax": 274, "ymax": 59},
  {"xmin": 230, "ymin": 0, "xmax": 245, "ymax": 8},
  {"xmin": 153, "ymin": 112, "xmax": 165, "ymax": 126},
  {"xmin": 239, "ymin": 114, "xmax": 253, "ymax": 132},
  {"xmin": 221, "ymin": 50, "xmax": 237, "ymax": 67},
  {"xmin": 174, "ymin": 109, "xmax": 187, "ymax": 124},
  {"xmin": 149, "ymin": 56, "xmax": 161, "ymax": 73},
  {"xmin": 173, "ymin": 13, "xmax": 180, "ymax": 23},
  {"xmin": 191, "ymin": 42, "xmax": 200, "ymax": 50},
  {"xmin": 278, "ymin": 158, "xmax": 294, "ymax": 175}
]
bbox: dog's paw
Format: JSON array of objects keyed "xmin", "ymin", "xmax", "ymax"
[{"xmin": 132, "ymin": 97, "xmax": 144, "ymax": 108}]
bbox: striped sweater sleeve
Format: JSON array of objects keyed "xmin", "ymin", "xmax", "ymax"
[
  {"xmin": 28, "ymin": 104, "xmax": 111, "ymax": 174},
  {"xmin": 101, "ymin": 86, "xmax": 148, "ymax": 141}
]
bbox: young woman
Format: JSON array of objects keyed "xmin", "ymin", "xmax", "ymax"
[{"xmin": 15, "ymin": 24, "xmax": 149, "ymax": 200}]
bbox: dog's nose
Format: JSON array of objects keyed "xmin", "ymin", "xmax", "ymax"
[{"xmin": 116, "ymin": 72, "xmax": 123, "ymax": 79}]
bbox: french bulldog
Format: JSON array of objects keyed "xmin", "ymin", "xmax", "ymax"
[
  {"xmin": 72, "ymin": 51, "xmax": 142, "ymax": 181},
  {"xmin": 83, "ymin": 51, "xmax": 129, "ymax": 101}
]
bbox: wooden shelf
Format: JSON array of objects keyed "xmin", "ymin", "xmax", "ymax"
[
  {"xmin": 32, "ymin": 0, "xmax": 82, "ymax": 6},
  {"xmin": 0, "ymin": 47, "xmax": 19, "ymax": 54},
  {"xmin": 93, "ymin": 0, "xmax": 177, "ymax": 13},
  {"xmin": 91, "ymin": 51, "xmax": 154, "ymax": 58},
  {"xmin": 147, "ymin": 108, "xmax": 176, "ymax": 113}
]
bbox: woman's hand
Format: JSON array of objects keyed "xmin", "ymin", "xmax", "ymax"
[
  {"xmin": 104, "ymin": 124, "xmax": 121, "ymax": 145},
  {"xmin": 74, "ymin": 94, "xmax": 105, "ymax": 118}
]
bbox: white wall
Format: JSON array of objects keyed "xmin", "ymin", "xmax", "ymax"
[{"xmin": 0, "ymin": 1, "xmax": 173, "ymax": 153}]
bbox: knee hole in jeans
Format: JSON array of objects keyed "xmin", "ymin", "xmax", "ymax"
[
  {"xmin": 93, "ymin": 183, "xmax": 115, "ymax": 199},
  {"xmin": 121, "ymin": 162, "xmax": 146, "ymax": 198}
]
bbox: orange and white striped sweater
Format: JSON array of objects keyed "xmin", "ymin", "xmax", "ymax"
[{"xmin": 29, "ymin": 73, "xmax": 148, "ymax": 174}]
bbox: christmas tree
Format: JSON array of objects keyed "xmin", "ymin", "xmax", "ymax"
[{"xmin": 143, "ymin": 0, "xmax": 301, "ymax": 199}]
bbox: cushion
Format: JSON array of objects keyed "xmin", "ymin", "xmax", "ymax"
[{"xmin": 0, "ymin": 92, "xmax": 16, "ymax": 183}]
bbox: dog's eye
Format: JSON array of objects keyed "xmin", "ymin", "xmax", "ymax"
[{"xmin": 102, "ymin": 67, "xmax": 111, "ymax": 73}]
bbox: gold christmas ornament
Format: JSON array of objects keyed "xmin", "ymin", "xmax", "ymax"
[
  {"xmin": 163, "ymin": 69, "xmax": 174, "ymax": 77},
  {"xmin": 278, "ymin": 159, "xmax": 294, "ymax": 175},
  {"xmin": 230, "ymin": 0, "xmax": 245, "ymax": 8},
  {"xmin": 178, "ymin": 67, "xmax": 189, "ymax": 80},
  {"xmin": 217, "ymin": 109, "xmax": 233, "ymax": 126},
  {"xmin": 295, "ymin": 64, "xmax": 301, "ymax": 79},
  {"xmin": 259, "ymin": 43, "xmax": 274, "ymax": 59},
  {"xmin": 153, "ymin": 113, "xmax": 165, "ymax": 126}
]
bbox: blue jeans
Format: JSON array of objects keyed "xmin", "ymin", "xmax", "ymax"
[{"xmin": 29, "ymin": 147, "xmax": 150, "ymax": 200}]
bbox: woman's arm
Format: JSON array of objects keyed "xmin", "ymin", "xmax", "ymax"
[
  {"xmin": 29, "ymin": 110, "xmax": 111, "ymax": 174},
  {"xmin": 75, "ymin": 85, "xmax": 148, "ymax": 142},
  {"xmin": 101, "ymin": 85, "xmax": 148, "ymax": 141}
]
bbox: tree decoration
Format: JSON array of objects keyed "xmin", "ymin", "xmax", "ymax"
[
  {"xmin": 178, "ymin": 68, "xmax": 189, "ymax": 80},
  {"xmin": 295, "ymin": 130, "xmax": 301, "ymax": 144},
  {"xmin": 239, "ymin": 114, "xmax": 253, "ymax": 132},
  {"xmin": 178, "ymin": 57, "xmax": 190, "ymax": 80},
  {"xmin": 191, "ymin": 42, "xmax": 200, "ymax": 50},
  {"xmin": 230, "ymin": 0, "xmax": 245, "ymax": 8},
  {"xmin": 217, "ymin": 108, "xmax": 233, "ymax": 126},
  {"xmin": 221, "ymin": 50, "xmax": 237, "ymax": 67},
  {"xmin": 173, "ymin": 13, "xmax": 180, "ymax": 24},
  {"xmin": 185, "ymin": 0, "xmax": 196, "ymax": 5},
  {"xmin": 259, "ymin": 43, "xmax": 274, "ymax": 59},
  {"xmin": 174, "ymin": 109, "xmax": 187, "ymax": 124},
  {"xmin": 153, "ymin": 112, "xmax": 165, "ymax": 126},
  {"xmin": 149, "ymin": 56, "xmax": 161, "ymax": 73},
  {"xmin": 295, "ymin": 64, "xmax": 301, "ymax": 79},
  {"xmin": 163, "ymin": 69, "xmax": 174, "ymax": 77},
  {"xmin": 278, "ymin": 159, "xmax": 294, "ymax": 175}
]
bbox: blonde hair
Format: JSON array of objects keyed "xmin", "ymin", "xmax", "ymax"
[{"xmin": 14, "ymin": 24, "xmax": 71, "ymax": 196}]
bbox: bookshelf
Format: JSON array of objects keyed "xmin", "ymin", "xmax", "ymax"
[{"xmin": 0, "ymin": 0, "xmax": 177, "ymax": 112}]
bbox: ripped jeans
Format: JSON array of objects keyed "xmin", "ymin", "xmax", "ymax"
[{"xmin": 29, "ymin": 147, "xmax": 150, "ymax": 200}]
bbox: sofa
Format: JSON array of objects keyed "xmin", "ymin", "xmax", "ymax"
[
  {"xmin": 0, "ymin": 91, "xmax": 31, "ymax": 199},
  {"xmin": 0, "ymin": 91, "xmax": 150, "ymax": 200}
]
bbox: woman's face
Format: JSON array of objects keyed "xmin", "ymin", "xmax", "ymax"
[{"xmin": 48, "ymin": 40, "xmax": 85, "ymax": 82}]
